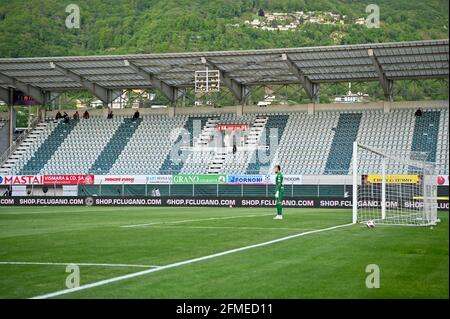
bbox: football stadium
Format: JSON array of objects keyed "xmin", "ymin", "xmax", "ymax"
[{"xmin": 0, "ymin": 1, "xmax": 448, "ymax": 305}]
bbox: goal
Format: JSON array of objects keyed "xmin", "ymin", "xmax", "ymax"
[{"xmin": 352, "ymin": 142, "xmax": 438, "ymax": 226}]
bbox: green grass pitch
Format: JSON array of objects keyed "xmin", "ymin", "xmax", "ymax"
[{"xmin": 0, "ymin": 206, "xmax": 448, "ymax": 299}]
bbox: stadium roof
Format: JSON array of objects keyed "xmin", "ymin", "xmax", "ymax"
[{"xmin": 0, "ymin": 39, "xmax": 448, "ymax": 104}]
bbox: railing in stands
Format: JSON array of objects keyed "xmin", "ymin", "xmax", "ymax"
[{"xmin": 0, "ymin": 117, "xmax": 41, "ymax": 170}]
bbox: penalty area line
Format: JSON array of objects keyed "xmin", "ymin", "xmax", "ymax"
[
  {"xmin": 147, "ymin": 225, "xmax": 314, "ymax": 231},
  {"xmin": 31, "ymin": 222, "xmax": 354, "ymax": 299},
  {"xmin": 121, "ymin": 213, "xmax": 274, "ymax": 228}
]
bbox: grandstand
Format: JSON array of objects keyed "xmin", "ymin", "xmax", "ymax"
[
  {"xmin": 0, "ymin": 39, "xmax": 448, "ymax": 177},
  {"xmin": 0, "ymin": 104, "xmax": 448, "ymax": 176}
]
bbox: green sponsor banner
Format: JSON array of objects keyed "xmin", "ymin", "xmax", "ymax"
[{"xmin": 172, "ymin": 174, "xmax": 226, "ymax": 184}]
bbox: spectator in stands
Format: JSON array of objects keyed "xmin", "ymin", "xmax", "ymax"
[
  {"xmin": 107, "ymin": 109, "xmax": 114, "ymax": 119},
  {"xmin": 414, "ymin": 108, "xmax": 423, "ymax": 117},
  {"xmin": 83, "ymin": 110, "xmax": 90, "ymax": 119},
  {"xmin": 232, "ymin": 144, "xmax": 237, "ymax": 154},
  {"xmin": 55, "ymin": 111, "xmax": 62, "ymax": 120},
  {"xmin": 73, "ymin": 111, "xmax": 80, "ymax": 120},
  {"xmin": 63, "ymin": 112, "xmax": 69, "ymax": 123},
  {"xmin": 133, "ymin": 109, "xmax": 140, "ymax": 120}
]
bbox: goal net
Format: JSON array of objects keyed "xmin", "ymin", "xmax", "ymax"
[{"xmin": 352, "ymin": 142, "xmax": 438, "ymax": 226}]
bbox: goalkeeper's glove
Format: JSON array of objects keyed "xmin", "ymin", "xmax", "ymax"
[{"xmin": 275, "ymin": 191, "xmax": 279, "ymax": 199}]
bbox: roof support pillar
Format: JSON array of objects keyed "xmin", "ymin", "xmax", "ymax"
[
  {"xmin": 2, "ymin": 87, "xmax": 14, "ymax": 149},
  {"xmin": 8, "ymin": 104, "xmax": 13, "ymax": 149},
  {"xmin": 282, "ymin": 53, "xmax": 320, "ymax": 102},
  {"xmin": 50, "ymin": 62, "xmax": 112, "ymax": 104},
  {"xmin": 368, "ymin": 49, "xmax": 394, "ymax": 101},
  {"xmin": 0, "ymin": 72, "xmax": 44, "ymax": 104},
  {"xmin": 124, "ymin": 60, "xmax": 178, "ymax": 103}
]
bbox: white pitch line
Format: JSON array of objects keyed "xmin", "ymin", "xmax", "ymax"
[
  {"xmin": 148, "ymin": 225, "xmax": 313, "ymax": 231},
  {"xmin": 0, "ymin": 262, "xmax": 159, "ymax": 268},
  {"xmin": 31, "ymin": 222, "xmax": 354, "ymax": 299},
  {"xmin": 121, "ymin": 213, "xmax": 274, "ymax": 228}
]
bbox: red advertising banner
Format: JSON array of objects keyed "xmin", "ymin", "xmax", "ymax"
[
  {"xmin": 43, "ymin": 175, "xmax": 95, "ymax": 185},
  {"xmin": 0, "ymin": 175, "xmax": 44, "ymax": 185},
  {"xmin": 216, "ymin": 124, "xmax": 249, "ymax": 131}
]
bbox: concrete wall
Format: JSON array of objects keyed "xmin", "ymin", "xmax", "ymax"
[
  {"xmin": 43, "ymin": 99, "xmax": 448, "ymax": 119},
  {"xmin": 242, "ymin": 100, "xmax": 449, "ymax": 114}
]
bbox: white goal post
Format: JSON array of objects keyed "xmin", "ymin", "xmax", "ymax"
[{"xmin": 352, "ymin": 142, "xmax": 439, "ymax": 226}]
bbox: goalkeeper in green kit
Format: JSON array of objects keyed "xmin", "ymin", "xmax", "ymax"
[{"xmin": 273, "ymin": 165, "xmax": 284, "ymax": 220}]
